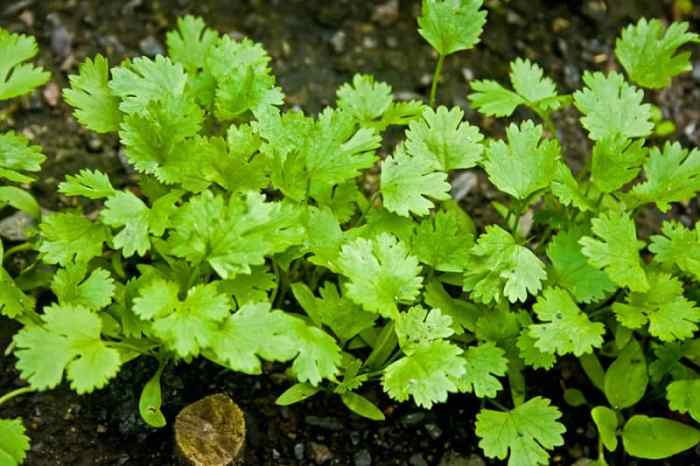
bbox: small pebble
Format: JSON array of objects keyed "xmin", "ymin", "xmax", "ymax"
[
  {"xmin": 424, "ymin": 423, "xmax": 443, "ymax": 440},
  {"xmin": 309, "ymin": 442, "xmax": 333, "ymax": 464},
  {"xmin": 400, "ymin": 412, "xmax": 426, "ymax": 426},
  {"xmin": 410, "ymin": 453, "xmax": 429, "ymax": 466},
  {"xmin": 294, "ymin": 442, "xmax": 305, "ymax": 461},
  {"xmin": 354, "ymin": 449, "xmax": 372, "ymax": 466},
  {"xmin": 371, "ymin": 0, "xmax": 400, "ymax": 26},
  {"xmin": 139, "ymin": 36, "xmax": 164, "ymax": 56},
  {"xmin": 330, "ymin": 30, "xmax": 347, "ymax": 54},
  {"xmin": 305, "ymin": 416, "xmax": 343, "ymax": 431}
]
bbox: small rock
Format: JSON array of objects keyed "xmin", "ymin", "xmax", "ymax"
[
  {"xmin": 451, "ymin": 171, "xmax": 478, "ymax": 201},
  {"xmin": 400, "ymin": 412, "xmax": 426, "ymax": 426},
  {"xmin": 354, "ymin": 449, "xmax": 372, "ymax": 466},
  {"xmin": 42, "ymin": 82, "xmax": 60, "ymax": 107},
  {"xmin": 424, "ymin": 423, "xmax": 443, "ymax": 440},
  {"xmin": 330, "ymin": 30, "xmax": 347, "ymax": 54},
  {"xmin": 309, "ymin": 442, "xmax": 333, "ymax": 464},
  {"xmin": 410, "ymin": 453, "xmax": 428, "ymax": 466},
  {"xmin": 305, "ymin": 416, "xmax": 343, "ymax": 431},
  {"xmin": 693, "ymin": 61, "xmax": 700, "ymax": 82},
  {"xmin": 293, "ymin": 442, "xmax": 305, "ymax": 461},
  {"xmin": 139, "ymin": 36, "xmax": 164, "ymax": 57},
  {"xmin": 0, "ymin": 211, "xmax": 35, "ymax": 241},
  {"xmin": 47, "ymin": 13, "xmax": 72, "ymax": 59},
  {"xmin": 18, "ymin": 10, "xmax": 34, "ymax": 27},
  {"xmin": 439, "ymin": 451, "xmax": 485, "ymax": 466},
  {"xmin": 372, "ymin": 0, "xmax": 400, "ymax": 26},
  {"xmin": 174, "ymin": 393, "xmax": 246, "ymax": 466}
]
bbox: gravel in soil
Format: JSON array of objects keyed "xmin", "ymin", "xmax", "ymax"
[{"xmin": 1, "ymin": 0, "xmax": 699, "ymax": 465}]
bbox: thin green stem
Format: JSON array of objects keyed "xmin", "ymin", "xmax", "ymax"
[
  {"xmin": 487, "ymin": 398, "xmax": 509, "ymax": 411},
  {"xmin": 0, "ymin": 386, "xmax": 33, "ymax": 408},
  {"xmin": 3, "ymin": 242, "xmax": 34, "ymax": 261},
  {"xmin": 429, "ymin": 54, "xmax": 446, "ymax": 108}
]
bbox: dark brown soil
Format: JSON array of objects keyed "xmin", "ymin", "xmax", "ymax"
[{"xmin": 1, "ymin": 1, "xmax": 699, "ymax": 465}]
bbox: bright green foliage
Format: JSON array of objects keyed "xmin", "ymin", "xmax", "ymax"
[
  {"xmin": 547, "ymin": 228, "xmax": 616, "ymax": 303},
  {"xmin": 580, "ymin": 212, "xmax": 648, "ymax": 292},
  {"xmin": 380, "ymin": 146, "xmax": 451, "ymax": 217},
  {"xmin": 667, "ymin": 379, "xmax": 700, "ymax": 423},
  {"xmin": 405, "ymin": 106, "xmax": 483, "ymax": 171},
  {"xmin": 612, "ymin": 272, "xmax": 700, "ymax": 342},
  {"xmin": 133, "ymin": 280, "xmax": 230, "ymax": 358},
  {"xmin": 337, "ymin": 74, "xmax": 424, "ymax": 130},
  {"xmin": 337, "ymin": 233, "xmax": 422, "ymax": 317},
  {"xmin": 59, "ymin": 169, "xmax": 116, "ymax": 199},
  {"xmin": 457, "ymin": 342, "xmax": 508, "ymax": 397},
  {"xmin": 0, "ymin": 28, "xmax": 49, "ymax": 100},
  {"xmin": 529, "ymin": 288, "xmax": 605, "ymax": 356},
  {"xmin": 166, "ymin": 15, "xmax": 218, "ymax": 72},
  {"xmin": 14, "ymin": 305, "xmax": 121, "ymax": 393},
  {"xmin": 382, "ymin": 340, "xmax": 465, "ymax": 408},
  {"xmin": 574, "ymin": 71, "xmax": 653, "ymax": 141},
  {"xmin": 627, "ymin": 142, "xmax": 700, "ymax": 211},
  {"xmin": 0, "ymin": 132, "xmax": 46, "ymax": 183},
  {"xmin": 51, "ymin": 263, "xmax": 114, "ymax": 310},
  {"xmin": 167, "ymin": 191, "xmax": 303, "ymax": 279},
  {"xmin": 418, "ymin": 0, "xmax": 487, "ymax": 55},
  {"xmin": 622, "ymin": 415, "xmax": 700, "ymax": 459},
  {"xmin": 413, "ymin": 207, "xmax": 474, "ymax": 272},
  {"xmin": 0, "ymin": 419, "xmax": 30, "ymax": 466},
  {"xmin": 464, "ymin": 225, "xmax": 546, "ymax": 303},
  {"xmin": 38, "ymin": 213, "xmax": 109, "ymax": 266},
  {"xmin": 6, "ymin": 13, "xmax": 700, "ymax": 466},
  {"xmin": 590, "ymin": 136, "xmax": 647, "ymax": 193},
  {"xmin": 469, "ymin": 58, "xmax": 560, "ymax": 117},
  {"xmin": 64, "ymin": 55, "xmax": 120, "ymax": 133},
  {"xmin": 616, "ymin": 18, "xmax": 700, "ymax": 89},
  {"xmin": 650, "ymin": 221, "xmax": 700, "ymax": 281},
  {"xmin": 483, "ymin": 121, "xmax": 560, "ymax": 200},
  {"xmin": 476, "ymin": 397, "xmax": 565, "ymax": 466}
]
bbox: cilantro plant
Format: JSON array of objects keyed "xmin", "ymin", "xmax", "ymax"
[
  {"xmin": 3, "ymin": 2, "xmax": 700, "ymax": 465},
  {"xmin": 0, "ymin": 28, "xmax": 49, "ymax": 466}
]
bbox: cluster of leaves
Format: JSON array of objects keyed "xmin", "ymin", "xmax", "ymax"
[
  {"xmin": 2, "ymin": 2, "xmax": 700, "ymax": 465},
  {"xmin": 0, "ymin": 27, "xmax": 49, "ymax": 466}
]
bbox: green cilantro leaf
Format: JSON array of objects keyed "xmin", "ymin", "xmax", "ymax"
[
  {"xmin": 133, "ymin": 280, "xmax": 230, "ymax": 358},
  {"xmin": 580, "ymin": 212, "xmax": 649, "ymax": 292},
  {"xmin": 483, "ymin": 121, "xmax": 560, "ymax": 200},
  {"xmin": 0, "ymin": 131, "xmax": 46, "ymax": 183},
  {"xmin": 476, "ymin": 397, "xmax": 565, "ymax": 466},
  {"xmin": 424, "ymin": 279, "xmax": 482, "ymax": 334},
  {"xmin": 547, "ymin": 227, "xmax": 616, "ymax": 303},
  {"xmin": 336, "ymin": 74, "xmax": 392, "ymax": 126},
  {"xmin": 517, "ymin": 332, "xmax": 556, "ymax": 369},
  {"xmin": 210, "ymin": 302, "xmax": 340, "ymax": 385},
  {"xmin": 395, "ymin": 306, "xmax": 454, "ymax": 352},
  {"xmin": 63, "ymin": 55, "xmax": 121, "ymax": 133},
  {"xmin": 529, "ymin": 288, "xmax": 605, "ymax": 356},
  {"xmin": 413, "ymin": 207, "xmax": 474, "ymax": 272},
  {"xmin": 220, "ymin": 265, "xmax": 276, "ymax": 307},
  {"xmin": 627, "ymin": 142, "xmax": 700, "ymax": 212},
  {"xmin": 337, "ymin": 233, "xmax": 423, "ymax": 317},
  {"xmin": 590, "ymin": 135, "xmax": 647, "ymax": 193},
  {"xmin": 405, "ymin": 106, "xmax": 484, "ymax": 171},
  {"xmin": 417, "ymin": 0, "xmax": 487, "ymax": 56},
  {"xmin": 573, "ymin": 71, "xmax": 653, "ymax": 141},
  {"xmin": 0, "ymin": 266, "xmax": 34, "ymax": 318},
  {"xmin": 119, "ymin": 94, "xmax": 204, "ymax": 182},
  {"xmin": 166, "ymin": 15, "xmax": 218, "ymax": 72},
  {"xmin": 667, "ymin": 379, "xmax": 700, "ymax": 423},
  {"xmin": 615, "ymin": 18, "xmax": 700, "ymax": 89},
  {"xmin": 550, "ymin": 162, "xmax": 595, "ymax": 212},
  {"xmin": 14, "ymin": 305, "xmax": 121, "ymax": 393},
  {"xmin": 464, "ymin": 225, "xmax": 547, "ymax": 304},
  {"xmin": 59, "ymin": 169, "xmax": 116, "ymax": 199},
  {"xmin": 0, "ymin": 28, "xmax": 49, "ymax": 100},
  {"xmin": 469, "ymin": 58, "xmax": 560, "ymax": 117},
  {"xmin": 456, "ymin": 342, "xmax": 508, "ymax": 398},
  {"xmin": 168, "ymin": 191, "xmax": 303, "ymax": 279},
  {"xmin": 109, "ymin": 55, "xmax": 188, "ymax": 114},
  {"xmin": 51, "ymin": 263, "xmax": 114, "ymax": 310},
  {"xmin": 650, "ymin": 221, "xmax": 700, "ymax": 281},
  {"xmin": 39, "ymin": 213, "xmax": 109, "ymax": 266},
  {"xmin": 382, "ymin": 340, "xmax": 465, "ymax": 408},
  {"xmin": 612, "ymin": 272, "xmax": 700, "ymax": 342},
  {"xmin": 291, "ymin": 281, "xmax": 377, "ymax": 342},
  {"xmin": 0, "ymin": 418, "xmax": 30, "ymax": 466},
  {"xmin": 380, "ymin": 146, "xmax": 451, "ymax": 217}
]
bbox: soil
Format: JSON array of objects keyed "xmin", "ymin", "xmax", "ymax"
[{"xmin": 1, "ymin": 1, "xmax": 699, "ymax": 465}]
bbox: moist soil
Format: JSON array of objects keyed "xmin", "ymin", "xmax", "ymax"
[{"xmin": 1, "ymin": 1, "xmax": 700, "ymax": 465}]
